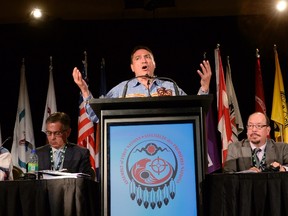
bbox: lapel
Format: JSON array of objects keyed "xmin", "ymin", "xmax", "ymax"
[
  {"xmin": 240, "ymin": 140, "xmax": 253, "ymax": 169},
  {"xmin": 63, "ymin": 143, "xmax": 73, "ymax": 168},
  {"xmin": 43, "ymin": 145, "xmax": 52, "ymax": 169},
  {"xmin": 264, "ymin": 139, "xmax": 276, "ymax": 164}
]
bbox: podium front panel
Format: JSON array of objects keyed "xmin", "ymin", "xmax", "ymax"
[{"xmin": 101, "ymin": 107, "xmax": 206, "ymax": 216}]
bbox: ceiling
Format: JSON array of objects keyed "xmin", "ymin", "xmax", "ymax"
[{"xmin": 0, "ymin": 0, "xmax": 278, "ymax": 24}]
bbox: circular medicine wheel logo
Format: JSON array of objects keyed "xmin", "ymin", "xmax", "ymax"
[{"xmin": 125, "ymin": 139, "xmax": 179, "ymax": 209}]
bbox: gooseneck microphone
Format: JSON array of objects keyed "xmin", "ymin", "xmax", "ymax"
[
  {"xmin": 0, "ymin": 136, "xmax": 12, "ymax": 149},
  {"xmin": 0, "ymin": 137, "xmax": 12, "ymax": 154},
  {"xmin": 122, "ymin": 74, "xmax": 156, "ymax": 98},
  {"xmin": 147, "ymin": 79, "xmax": 151, "ymax": 97},
  {"xmin": 121, "ymin": 74, "xmax": 180, "ymax": 97}
]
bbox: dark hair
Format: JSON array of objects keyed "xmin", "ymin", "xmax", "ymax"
[
  {"xmin": 130, "ymin": 45, "xmax": 154, "ymax": 63},
  {"xmin": 46, "ymin": 112, "xmax": 71, "ymax": 130}
]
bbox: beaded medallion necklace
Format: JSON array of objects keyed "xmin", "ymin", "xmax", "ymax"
[
  {"xmin": 252, "ymin": 147, "xmax": 266, "ymax": 169},
  {"xmin": 50, "ymin": 145, "xmax": 68, "ymax": 171}
]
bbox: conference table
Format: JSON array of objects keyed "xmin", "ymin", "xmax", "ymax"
[
  {"xmin": 203, "ymin": 172, "xmax": 288, "ymax": 216},
  {"xmin": 0, "ymin": 177, "xmax": 100, "ymax": 216}
]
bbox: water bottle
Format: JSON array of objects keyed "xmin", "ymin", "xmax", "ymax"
[{"xmin": 27, "ymin": 149, "xmax": 39, "ymax": 173}]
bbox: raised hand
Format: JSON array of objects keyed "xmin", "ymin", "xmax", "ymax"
[
  {"xmin": 72, "ymin": 67, "xmax": 90, "ymax": 98},
  {"xmin": 197, "ymin": 60, "xmax": 212, "ymax": 93}
]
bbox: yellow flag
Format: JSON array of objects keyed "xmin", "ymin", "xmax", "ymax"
[{"xmin": 271, "ymin": 48, "xmax": 288, "ymax": 143}]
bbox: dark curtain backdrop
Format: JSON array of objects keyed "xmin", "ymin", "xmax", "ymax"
[{"xmin": 1, "ymin": 15, "xmax": 288, "ymax": 155}]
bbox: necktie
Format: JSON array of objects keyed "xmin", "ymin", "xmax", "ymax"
[
  {"xmin": 253, "ymin": 148, "xmax": 261, "ymax": 168},
  {"xmin": 54, "ymin": 150, "xmax": 61, "ymax": 170}
]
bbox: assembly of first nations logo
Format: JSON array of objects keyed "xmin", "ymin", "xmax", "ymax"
[{"xmin": 119, "ymin": 133, "xmax": 185, "ymax": 210}]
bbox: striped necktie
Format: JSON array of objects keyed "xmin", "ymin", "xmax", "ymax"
[{"xmin": 252, "ymin": 148, "xmax": 261, "ymax": 168}]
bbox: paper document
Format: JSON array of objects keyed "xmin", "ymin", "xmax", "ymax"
[{"xmin": 39, "ymin": 170, "xmax": 91, "ymax": 179}]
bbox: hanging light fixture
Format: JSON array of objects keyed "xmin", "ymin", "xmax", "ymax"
[
  {"xmin": 31, "ymin": 8, "xmax": 43, "ymax": 19},
  {"xmin": 276, "ymin": 0, "xmax": 287, "ymax": 12}
]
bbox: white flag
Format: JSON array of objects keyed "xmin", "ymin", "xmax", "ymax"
[
  {"xmin": 226, "ymin": 56, "xmax": 244, "ymax": 141},
  {"xmin": 11, "ymin": 59, "xmax": 35, "ymax": 173},
  {"xmin": 41, "ymin": 57, "xmax": 57, "ymax": 132}
]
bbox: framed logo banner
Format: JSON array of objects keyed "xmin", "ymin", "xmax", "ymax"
[{"xmin": 102, "ymin": 114, "xmax": 204, "ymax": 216}]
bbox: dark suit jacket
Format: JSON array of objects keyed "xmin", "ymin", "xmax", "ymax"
[
  {"xmin": 36, "ymin": 142, "xmax": 95, "ymax": 178},
  {"xmin": 223, "ymin": 139, "xmax": 288, "ymax": 173}
]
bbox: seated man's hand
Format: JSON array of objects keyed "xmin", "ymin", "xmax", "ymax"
[
  {"xmin": 270, "ymin": 161, "xmax": 286, "ymax": 172},
  {"xmin": 249, "ymin": 166, "xmax": 261, "ymax": 173}
]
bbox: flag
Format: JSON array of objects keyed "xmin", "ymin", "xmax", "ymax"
[
  {"xmin": 78, "ymin": 97, "xmax": 97, "ymax": 170},
  {"xmin": 271, "ymin": 46, "xmax": 288, "ymax": 142},
  {"xmin": 215, "ymin": 46, "xmax": 233, "ymax": 163},
  {"xmin": 77, "ymin": 51, "xmax": 97, "ymax": 179},
  {"xmin": 255, "ymin": 49, "xmax": 267, "ymax": 114},
  {"xmin": 225, "ymin": 56, "xmax": 244, "ymax": 142},
  {"xmin": 41, "ymin": 56, "xmax": 57, "ymax": 132},
  {"xmin": 11, "ymin": 59, "xmax": 35, "ymax": 173},
  {"xmin": 206, "ymin": 107, "xmax": 221, "ymax": 173}
]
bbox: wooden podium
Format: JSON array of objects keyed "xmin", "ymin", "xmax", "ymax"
[{"xmin": 89, "ymin": 95, "xmax": 213, "ymax": 216}]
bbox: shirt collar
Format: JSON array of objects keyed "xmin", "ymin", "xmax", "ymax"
[
  {"xmin": 52, "ymin": 145, "xmax": 66, "ymax": 153},
  {"xmin": 130, "ymin": 78, "xmax": 160, "ymax": 87},
  {"xmin": 250, "ymin": 142, "xmax": 267, "ymax": 152}
]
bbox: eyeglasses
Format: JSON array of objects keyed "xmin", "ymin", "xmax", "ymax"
[
  {"xmin": 45, "ymin": 130, "xmax": 66, "ymax": 137},
  {"xmin": 246, "ymin": 124, "xmax": 268, "ymax": 130}
]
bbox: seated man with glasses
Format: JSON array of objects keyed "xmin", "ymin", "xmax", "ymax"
[
  {"xmin": 223, "ymin": 112, "xmax": 288, "ymax": 173},
  {"xmin": 36, "ymin": 112, "xmax": 95, "ymax": 178}
]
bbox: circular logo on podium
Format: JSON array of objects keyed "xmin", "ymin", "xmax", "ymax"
[{"xmin": 120, "ymin": 134, "xmax": 184, "ymax": 209}]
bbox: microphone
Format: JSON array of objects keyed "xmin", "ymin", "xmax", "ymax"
[
  {"xmin": 121, "ymin": 74, "xmax": 179, "ymax": 97},
  {"xmin": 122, "ymin": 74, "xmax": 156, "ymax": 98},
  {"xmin": 0, "ymin": 137, "xmax": 12, "ymax": 147},
  {"xmin": 147, "ymin": 79, "xmax": 151, "ymax": 97},
  {"xmin": 0, "ymin": 137, "xmax": 12, "ymax": 154}
]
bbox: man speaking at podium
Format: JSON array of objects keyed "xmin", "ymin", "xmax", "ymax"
[{"xmin": 72, "ymin": 45, "xmax": 212, "ymax": 123}]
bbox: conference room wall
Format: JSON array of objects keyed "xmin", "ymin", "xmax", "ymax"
[{"xmin": 0, "ymin": 15, "xmax": 287, "ymax": 151}]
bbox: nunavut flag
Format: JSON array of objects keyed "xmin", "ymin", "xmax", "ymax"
[
  {"xmin": 271, "ymin": 46, "xmax": 288, "ymax": 143},
  {"xmin": 215, "ymin": 46, "xmax": 233, "ymax": 163}
]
